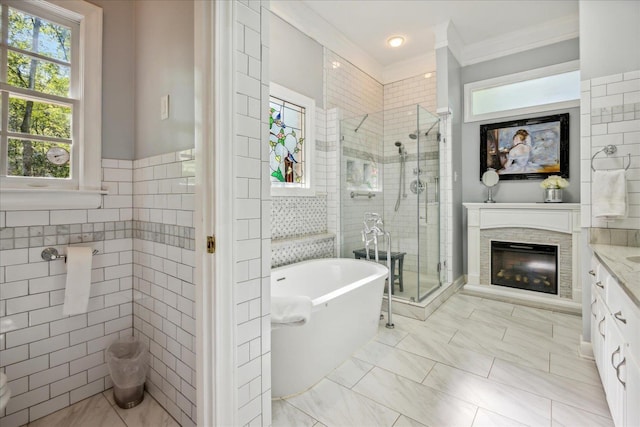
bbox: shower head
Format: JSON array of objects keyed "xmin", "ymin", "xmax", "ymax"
[
  {"xmin": 409, "ymin": 120, "xmax": 440, "ymax": 140},
  {"xmin": 394, "ymin": 141, "xmax": 405, "ymax": 154}
]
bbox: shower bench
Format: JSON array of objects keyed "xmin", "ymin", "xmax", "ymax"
[{"xmin": 352, "ymin": 248, "xmax": 405, "ymax": 294}]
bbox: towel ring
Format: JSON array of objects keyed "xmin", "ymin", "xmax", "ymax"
[{"xmin": 591, "ymin": 144, "xmax": 631, "ymax": 171}]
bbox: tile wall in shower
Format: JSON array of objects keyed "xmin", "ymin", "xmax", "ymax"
[{"xmin": 382, "ymin": 73, "xmax": 439, "ymax": 276}]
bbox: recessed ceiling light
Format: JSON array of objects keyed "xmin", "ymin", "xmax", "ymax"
[
  {"xmin": 332, "ymin": 61, "xmax": 341, "ymax": 69},
  {"xmin": 424, "ymin": 73, "xmax": 432, "ymax": 79},
  {"xmin": 387, "ymin": 36, "xmax": 405, "ymax": 48}
]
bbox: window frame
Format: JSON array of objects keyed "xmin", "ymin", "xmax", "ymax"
[
  {"xmin": 0, "ymin": 0, "xmax": 103, "ymax": 209},
  {"xmin": 464, "ymin": 60, "xmax": 580, "ymax": 123},
  {"xmin": 269, "ymin": 82, "xmax": 316, "ymax": 197}
]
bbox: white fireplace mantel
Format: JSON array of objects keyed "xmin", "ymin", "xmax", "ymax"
[{"xmin": 464, "ymin": 203, "xmax": 581, "ymax": 312}]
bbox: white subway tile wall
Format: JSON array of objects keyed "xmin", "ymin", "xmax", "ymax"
[
  {"xmin": 382, "ymin": 75, "xmax": 439, "ymax": 279},
  {"xmin": 236, "ymin": 1, "xmax": 271, "ymax": 425},
  {"xmin": 0, "ymin": 160, "xmax": 133, "ymax": 427},
  {"xmin": 131, "ymin": 149, "xmax": 196, "ymax": 427},
  {"xmin": 581, "ymin": 69, "xmax": 640, "ymax": 229}
]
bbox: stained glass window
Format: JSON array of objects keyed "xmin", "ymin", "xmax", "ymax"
[{"xmin": 269, "ymin": 96, "xmax": 306, "ymax": 185}]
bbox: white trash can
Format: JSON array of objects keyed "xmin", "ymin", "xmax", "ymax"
[{"xmin": 107, "ymin": 337, "xmax": 148, "ymax": 409}]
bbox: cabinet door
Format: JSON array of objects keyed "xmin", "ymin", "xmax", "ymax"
[
  {"xmin": 607, "ymin": 276, "xmax": 640, "ymax": 357},
  {"xmin": 594, "ymin": 297, "xmax": 608, "ymax": 385},
  {"xmin": 605, "ymin": 316, "xmax": 626, "ymax": 427},
  {"xmin": 626, "ymin": 354, "xmax": 639, "ymax": 427}
]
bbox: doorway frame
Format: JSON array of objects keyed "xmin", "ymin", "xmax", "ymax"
[{"xmin": 194, "ymin": 1, "xmax": 237, "ymax": 425}]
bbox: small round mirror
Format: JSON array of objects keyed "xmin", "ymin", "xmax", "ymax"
[
  {"xmin": 482, "ymin": 169, "xmax": 499, "ymax": 203},
  {"xmin": 482, "ymin": 169, "xmax": 499, "ymax": 187}
]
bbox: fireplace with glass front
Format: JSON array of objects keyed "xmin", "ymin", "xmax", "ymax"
[
  {"xmin": 491, "ymin": 241, "xmax": 558, "ymax": 295},
  {"xmin": 464, "ymin": 203, "xmax": 581, "ymax": 310}
]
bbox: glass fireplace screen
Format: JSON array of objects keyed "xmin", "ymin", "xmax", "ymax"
[{"xmin": 491, "ymin": 241, "xmax": 558, "ymax": 295}]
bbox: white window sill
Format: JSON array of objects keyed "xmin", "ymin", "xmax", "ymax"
[
  {"xmin": 0, "ymin": 188, "xmax": 106, "ymax": 210},
  {"xmin": 271, "ymin": 186, "xmax": 316, "ymax": 197}
]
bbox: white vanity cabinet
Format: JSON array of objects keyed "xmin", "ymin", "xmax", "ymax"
[
  {"xmin": 589, "ymin": 255, "xmax": 640, "ymax": 427},
  {"xmin": 627, "ymin": 354, "xmax": 640, "ymax": 427}
]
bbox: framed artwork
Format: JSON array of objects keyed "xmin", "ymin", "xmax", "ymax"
[{"xmin": 480, "ymin": 113, "xmax": 569, "ymax": 181}]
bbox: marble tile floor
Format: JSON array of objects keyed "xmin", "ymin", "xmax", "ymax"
[
  {"xmin": 25, "ymin": 390, "xmax": 178, "ymax": 427},
  {"xmin": 273, "ymin": 292, "xmax": 614, "ymax": 427},
  {"xmin": 389, "ymin": 270, "xmax": 439, "ymax": 302}
]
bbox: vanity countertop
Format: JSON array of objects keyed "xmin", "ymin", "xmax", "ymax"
[{"xmin": 590, "ymin": 244, "xmax": 640, "ymax": 308}]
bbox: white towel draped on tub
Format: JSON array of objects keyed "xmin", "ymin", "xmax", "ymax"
[
  {"xmin": 271, "ymin": 296, "xmax": 312, "ymax": 327},
  {"xmin": 593, "ymin": 169, "xmax": 628, "ymax": 220},
  {"xmin": 62, "ymin": 246, "xmax": 94, "ymax": 316}
]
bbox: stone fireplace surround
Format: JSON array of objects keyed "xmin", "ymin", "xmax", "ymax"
[{"xmin": 464, "ymin": 203, "xmax": 581, "ymax": 312}]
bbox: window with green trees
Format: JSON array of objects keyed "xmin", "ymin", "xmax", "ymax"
[{"xmin": 1, "ymin": 2, "xmax": 77, "ymax": 180}]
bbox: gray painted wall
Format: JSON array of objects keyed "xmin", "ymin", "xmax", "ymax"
[
  {"xmin": 580, "ymin": 1, "xmax": 640, "ymax": 80},
  {"xmin": 436, "ymin": 47, "xmax": 464, "ymax": 280},
  {"xmin": 448, "ymin": 50, "xmax": 463, "ymax": 281},
  {"xmin": 89, "ymin": 0, "xmax": 135, "ymax": 160},
  {"xmin": 460, "ymin": 39, "xmax": 580, "ymax": 272},
  {"xmin": 270, "ymin": 13, "xmax": 324, "ymax": 108},
  {"xmin": 134, "ymin": 0, "xmax": 195, "ymax": 159}
]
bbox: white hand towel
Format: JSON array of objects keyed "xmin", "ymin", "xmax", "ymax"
[
  {"xmin": 271, "ymin": 296, "xmax": 312, "ymax": 327},
  {"xmin": 593, "ymin": 169, "xmax": 627, "ymax": 220},
  {"xmin": 62, "ymin": 246, "xmax": 93, "ymax": 316}
]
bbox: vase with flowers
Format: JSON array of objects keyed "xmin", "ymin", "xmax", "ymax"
[{"xmin": 540, "ymin": 175, "xmax": 569, "ymax": 203}]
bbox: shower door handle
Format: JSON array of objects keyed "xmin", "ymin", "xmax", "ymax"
[
  {"xmin": 419, "ymin": 183, "xmax": 428, "ymax": 224},
  {"xmin": 434, "ymin": 177, "xmax": 439, "ymax": 203},
  {"xmin": 424, "ymin": 200, "xmax": 428, "ymax": 224}
]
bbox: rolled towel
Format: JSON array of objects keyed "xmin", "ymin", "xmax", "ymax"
[
  {"xmin": 271, "ymin": 295, "xmax": 312, "ymax": 327},
  {"xmin": 593, "ymin": 169, "xmax": 627, "ymax": 220}
]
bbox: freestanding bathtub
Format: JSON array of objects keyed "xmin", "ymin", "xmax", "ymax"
[{"xmin": 271, "ymin": 258, "xmax": 388, "ymax": 398}]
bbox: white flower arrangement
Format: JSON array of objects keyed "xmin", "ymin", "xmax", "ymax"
[{"xmin": 540, "ymin": 175, "xmax": 569, "ymax": 189}]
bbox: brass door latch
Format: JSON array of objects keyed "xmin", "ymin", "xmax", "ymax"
[{"xmin": 207, "ymin": 235, "xmax": 216, "ymax": 254}]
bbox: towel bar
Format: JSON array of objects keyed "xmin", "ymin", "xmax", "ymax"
[
  {"xmin": 350, "ymin": 191, "xmax": 376, "ymax": 199},
  {"xmin": 41, "ymin": 247, "xmax": 99, "ymax": 262},
  {"xmin": 591, "ymin": 144, "xmax": 631, "ymax": 171}
]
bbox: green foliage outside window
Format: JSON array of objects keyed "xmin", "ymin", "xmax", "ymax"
[{"xmin": 3, "ymin": 6, "xmax": 73, "ymax": 179}]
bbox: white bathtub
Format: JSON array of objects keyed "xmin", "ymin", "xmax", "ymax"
[{"xmin": 271, "ymin": 258, "xmax": 388, "ymax": 398}]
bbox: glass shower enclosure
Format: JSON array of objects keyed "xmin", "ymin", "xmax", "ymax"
[{"xmin": 340, "ymin": 105, "xmax": 441, "ymax": 302}]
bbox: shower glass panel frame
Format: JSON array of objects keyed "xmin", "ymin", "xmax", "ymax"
[{"xmin": 339, "ymin": 104, "xmax": 441, "ymax": 303}]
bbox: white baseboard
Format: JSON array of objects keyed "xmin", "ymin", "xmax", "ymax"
[
  {"xmin": 462, "ymin": 284, "xmax": 581, "ymax": 314},
  {"xmin": 579, "ymin": 336, "xmax": 595, "ymax": 360}
]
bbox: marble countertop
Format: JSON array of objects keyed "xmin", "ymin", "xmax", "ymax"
[
  {"xmin": 463, "ymin": 202, "xmax": 580, "ymax": 210},
  {"xmin": 590, "ymin": 244, "xmax": 640, "ymax": 308}
]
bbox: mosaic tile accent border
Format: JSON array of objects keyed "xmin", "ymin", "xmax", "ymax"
[
  {"xmin": 316, "ymin": 140, "xmax": 331, "ymax": 152},
  {"xmin": 590, "ymin": 103, "xmax": 640, "ymax": 124},
  {"xmin": 0, "ymin": 220, "xmax": 195, "ymax": 250},
  {"xmin": 271, "ymin": 195, "xmax": 327, "ymax": 240},
  {"xmin": 132, "ymin": 220, "xmax": 195, "ymax": 250},
  {"xmin": 0, "ymin": 221, "xmax": 133, "ymax": 249},
  {"xmin": 271, "ymin": 236, "xmax": 335, "ymax": 268}
]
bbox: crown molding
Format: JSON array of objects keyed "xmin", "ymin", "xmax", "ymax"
[
  {"xmin": 434, "ymin": 20, "xmax": 464, "ymax": 64},
  {"xmin": 270, "ymin": 0, "xmax": 384, "ymax": 82},
  {"xmin": 271, "ymin": 3, "xmax": 579, "ymax": 86},
  {"xmin": 461, "ymin": 14, "xmax": 579, "ymax": 66}
]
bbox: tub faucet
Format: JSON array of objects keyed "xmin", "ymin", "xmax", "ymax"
[{"xmin": 361, "ymin": 213, "xmax": 394, "ymax": 329}]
